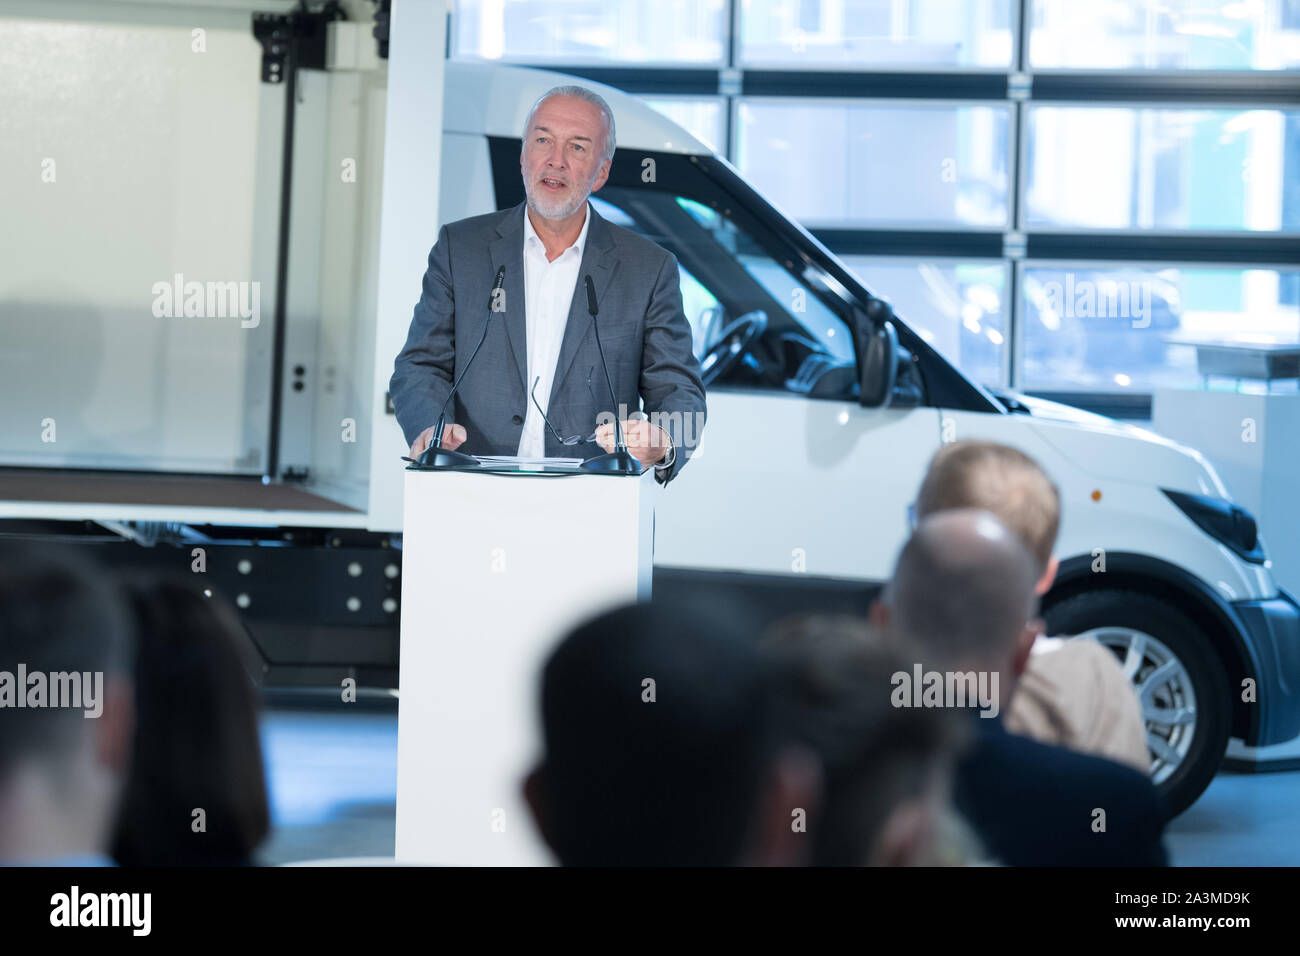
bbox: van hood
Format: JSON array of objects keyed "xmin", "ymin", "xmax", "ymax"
[{"xmin": 989, "ymin": 389, "xmax": 1230, "ymax": 499}]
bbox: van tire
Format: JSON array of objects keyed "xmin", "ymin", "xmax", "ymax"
[{"xmin": 1044, "ymin": 589, "xmax": 1230, "ymax": 819}]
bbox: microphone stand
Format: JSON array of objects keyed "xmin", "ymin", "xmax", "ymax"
[
  {"xmin": 579, "ymin": 274, "xmax": 642, "ymax": 476},
  {"xmin": 416, "ymin": 266, "xmax": 506, "ymax": 469}
]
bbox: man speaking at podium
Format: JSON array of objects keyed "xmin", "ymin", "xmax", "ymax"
[{"xmin": 390, "ymin": 85, "xmax": 707, "ymax": 484}]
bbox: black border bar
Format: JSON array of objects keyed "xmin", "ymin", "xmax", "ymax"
[
  {"xmin": 742, "ymin": 70, "xmax": 1009, "ymax": 99},
  {"xmin": 519, "ymin": 65, "xmax": 723, "ymax": 95},
  {"xmin": 1031, "ymin": 72, "xmax": 1300, "ymax": 105},
  {"xmin": 812, "ymin": 229, "xmax": 1005, "ymax": 258},
  {"xmin": 1026, "ymin": 233, "xmax": 1300, "ymax": 265}
]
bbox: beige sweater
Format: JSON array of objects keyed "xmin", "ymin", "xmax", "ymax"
[{"xmin": 1006, "ymin": 637, "xmax": 1150, "ymax": 773}]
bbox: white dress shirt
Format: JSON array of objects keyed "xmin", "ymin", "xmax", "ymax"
[{"xmin": 516, "ymin": 202, "xmax": 591, "ymax": 459}]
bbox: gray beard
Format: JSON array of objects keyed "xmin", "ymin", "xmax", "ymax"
[{"xmin": 524, "ymin": 178, "xmax": 590, "ymax": 221}]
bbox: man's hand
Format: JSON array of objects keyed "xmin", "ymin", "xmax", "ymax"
[
  {"xmin": 595, "ymin": 420, "xmax": 670, "ymax": 467},
  {"xmin": 410, "ymin": 423, "xmax": 467, "ymax": 458}
]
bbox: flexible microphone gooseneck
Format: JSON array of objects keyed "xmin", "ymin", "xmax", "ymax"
[
  {"xmin": 417, "ymin": 265, "xmax": 506, "ymax": 469},
  {"xmin": 580, "ymin": 274, "xmax": 641, "ymax": 475}
]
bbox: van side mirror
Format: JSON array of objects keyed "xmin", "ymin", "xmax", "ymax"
[
  {"xmin": 855, "ymin": 300, "xmax": 898, "ymax": 408},
  {"xmin": 854, "ymin": 298, "xmax": 925, "ymax": 409}
]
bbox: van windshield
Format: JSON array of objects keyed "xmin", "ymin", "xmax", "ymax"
[{"xmin": 589, "ymin": 186, "xmax": 858, "ymax": 399}]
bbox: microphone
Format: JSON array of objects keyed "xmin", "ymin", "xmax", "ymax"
[
  {"xmin": 580, "ymin": 274, "xmax": 641, "ymax": 475},
  {"xmin": 416, "ymin": 265, "xmax": 506, "ymax": 469}
]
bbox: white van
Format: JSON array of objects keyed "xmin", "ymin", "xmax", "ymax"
[{"xmin": 437, "ymin": 61, "xmax": 1300, "ymax": 816}]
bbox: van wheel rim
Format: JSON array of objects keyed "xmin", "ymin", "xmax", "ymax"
[{"xmin": 1073, "ymin": 628, "xmax": 1197, "ymax": 786}]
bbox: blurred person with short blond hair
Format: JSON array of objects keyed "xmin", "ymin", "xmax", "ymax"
[{"xmin": 913, "ymin": 440, "xmax": 1148, "ymax": 772}]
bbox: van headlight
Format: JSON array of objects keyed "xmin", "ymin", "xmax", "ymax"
[{"xmin": 1162, "ymin": 489, "xmax": 1266, "ymax": 564}]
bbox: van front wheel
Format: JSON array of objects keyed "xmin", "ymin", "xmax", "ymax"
[{"xmin": 1044, "ymin": 589, "xmax": 1230, "ymax": 819}]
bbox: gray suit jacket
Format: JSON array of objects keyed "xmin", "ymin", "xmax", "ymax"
[{"xmin": 390, "ymin": 200, "xmax": 707, "ymax": 483}]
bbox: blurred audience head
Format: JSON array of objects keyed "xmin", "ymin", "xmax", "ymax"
[
  {"xmin": 111, "ymin": 576, "xmax": 270, "ymax": 866},
  {"xmin": 0, "ymin": 543, "xmax": 134, "ymax": 865},
  {"xmin": 873, "ymin": 509, "xmax": 1041, "ymax": 689},
  {"xmin": 525, "ymin": 600, "xmax": 817, "ymax": 866},
  {"xmin": 763, "ymin": 615, "xmax": 967, "ymax": 866},
  {"xmin": 916, "ymin": 440, "xmax": 1062, "ymax": 594}
]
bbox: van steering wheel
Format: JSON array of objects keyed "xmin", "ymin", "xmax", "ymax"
[{"xmin": 699, "ymin": 310, "xmax": 767, "ymax": 386}]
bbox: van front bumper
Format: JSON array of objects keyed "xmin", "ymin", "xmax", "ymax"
[{"xmin": 1233, "ymin": 588, "xmax": 1300, "ymax": 746}]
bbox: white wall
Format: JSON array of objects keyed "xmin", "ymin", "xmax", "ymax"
[{"xmin": 0, "ymin": 7, "xmax": 283, "ymax": 473}]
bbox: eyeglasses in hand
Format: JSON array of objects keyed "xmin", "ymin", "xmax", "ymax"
[{"xmin": 530, "ymin": 376, "xmax": 597, "ymax": 446}]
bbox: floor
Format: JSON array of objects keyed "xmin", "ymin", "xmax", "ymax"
[
  {"xmin": 256, "ymin": 701, "xmax": 1300, "ymax": 866},
  {"xmin": 0, "ymin": 468, "xmax": 358, "ymax": 510},
  {"xmin": 1167, "ymin": 770, "xmax": 1300, "ymax": 866},
  {"xmin": 258, "ymin": 701, "xmax": 399, "ymax": 865}
]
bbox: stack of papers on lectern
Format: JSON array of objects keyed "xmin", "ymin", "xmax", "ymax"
[{"xmin": 474, "ymin": 455, "xmax": 585, "ymax": 468}]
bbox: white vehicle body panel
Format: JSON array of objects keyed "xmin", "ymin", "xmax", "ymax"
[
  {"xmin": 654, "ymin": 391, "xmax": 941, "ymax": 581},
  {"xmin": 939, "ymin": 407, "xmax": 1276, "ymax": 603}
]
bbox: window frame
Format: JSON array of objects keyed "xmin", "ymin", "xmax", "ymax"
[
  {"xmin": 1013, "ymin": 256, "xmax": 1300, "ymax": 395},
  {"xmin": 1019, "ymin": 99, "xmax": 1300, "ymax": 238},
  {"xmin": 732, "ymin": 94, "xmax": 1017, "ymax": 231}
]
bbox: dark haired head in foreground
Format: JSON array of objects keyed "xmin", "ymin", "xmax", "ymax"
[
  {"xmin": 0, "ymin": 543, "xmax": 135, "ymax": 865},
  {"xmin": 762, "ymin": 615, "xmax": 968, "ymax": 866},
  {"xmin": 111, "ymin": 577, "xmax": 270, "ymax": 867},
  {"xmin": 525, "ymin": 601, "xmax": 817, "ymax": 866}
]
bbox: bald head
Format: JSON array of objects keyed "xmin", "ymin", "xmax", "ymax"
[{"xmin": 884, "ymin": 509, "xmax": 1039, "ymax": 667}]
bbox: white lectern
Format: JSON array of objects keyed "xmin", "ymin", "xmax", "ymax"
[{"xmin": 395, "ymin": 465, "xmax": 655, "ymax": 865}]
